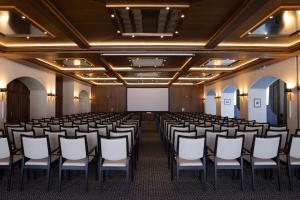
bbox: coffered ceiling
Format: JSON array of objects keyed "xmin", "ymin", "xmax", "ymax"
[{"xmin": 0, "ymin": 0, "xmax": 300, "ymax": 86}]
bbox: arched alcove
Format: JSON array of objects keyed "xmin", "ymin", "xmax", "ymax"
[
  {"xmin": 249, "ymin": 76, "xmax": 287, "ymax": 125},
  {"xmin": 221, "ymin": 85, "xmax": 240, "ymax": 118},
  {"xmin": 205, "ymin": 89, "xmax": 216, "ymax": 115}
]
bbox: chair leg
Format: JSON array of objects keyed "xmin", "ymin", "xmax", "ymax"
[
  {"xmin": 167, "ymin": 143, "xmax": 170, "ymax": 169},
  {"xmin": 47, "ymin": 167, "xmax": 51, "ymax": 191},
  {"xmin": 240, "ymin": 168, "xmax": 244, "ymax": 191},
  {"xmin": 20, "ymin": 165, "xmax": 24, "ymax": 191},
  {"xmin": 85, "ymin": 168, "xmax": 89, "ymax": 192},
  {"xmin": 7, "ymin": 166, "xmax": 12, "ymax": 191},
  {"xmin": 171, "ymin": 157, "xmax": 174, "ymax": 181},
  {"xmin": 126, "ymin": 167, "xmax": 129, "ymax": 192},
  {"xmin": 214, "ymin": 168, "xmax": 217, "ymax": 191},
  {"xmin": 58, "ymin": 167, "xmax": 62, "ymax": 192},
  {"xmin": 288, "ymin": 165, "xmax": 292, "ymax": 191},
  {"xmin": 95, "ymin": 159, "xmax": 99, "ymax": 181},
  {"xmin": 251, "ymin": 167, "xmax": 255, "ymax": 191},
  {"xmin": 277, "ymin": 167, "xmax": 281, "ymax": 191},
  {"xmin": 176, "ymin": 165, "xmax": 179, "ymax": 182}
]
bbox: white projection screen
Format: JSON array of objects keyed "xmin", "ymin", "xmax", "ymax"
[{"xmin": 127, "ymin": 88, "xmax": 169, "ymax": 111}]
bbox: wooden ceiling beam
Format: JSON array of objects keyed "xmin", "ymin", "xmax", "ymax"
[
  {"xmin": 36, "ymin": 0, "xmax": 90, "ymax": 49},
  {"xmin": 205, "ymin": 0, "xmax": 270, "ymax": 49},
  {"xmin": 98, "ymin": 57, "xmax": 127, "ymax": 85},
  {"xmin": 169, "ymin": 57, "xmax": 208, "ymax": 85}
]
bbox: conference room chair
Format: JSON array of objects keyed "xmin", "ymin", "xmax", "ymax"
[
  {"xmin": 236, "ymin": 130, "xmax": 258, "ymax": 154},
  {"xmin": 89, "ymin": 126, "xmax": 108, "ymax": 137},
  {"xmin": 20, "ymin": 135, "xmax": 58, "ymax": 191},
  {"xmin": 116, "ymin": 126, "xmax": 139, "ymax": 160},
  {"xmin": 195, "ymin": 125, "xmax": 213, "ymax": 136},
  {"xmin": 286, "ymin": 135, "xmax": 300, "ymax": 190},
  {"xmin": 73, "ymin": 123, "xmax": 89, "ymax": 132},
  {"xmin": 102, "ymin": 122, "xmax": 113, "ymax": 132},
  {"xmin": 62, "ymin": 122, "xmax": 72, "ymax": 127},
  {"xmin": 269, "ymin": 125, "xmax": 288, "ymax": 131},
  {"xmin": 6, "ymin": 125, "xmax": 25, "ymax": 143},
  {"xmin": 58, "ymin": 135, "xmax": 92, "ymax": 192},
  {"xmin": 61, "ymin": 126, "xmax": 78, "ymax": 137},
  {"xmin": 213, "ymin": 135, "xmax": 244, "ymax": 191},
  {"xmin": 221, "ymin": 125, "xmax": 239, "ymax": 137},
  {"xmin": 170, "ymin": 131, "xmax": 197, "ymax": 180},
  {"xmin": 249, "ymin": 135, "xmax": 281, "ymax": 191},
  {"xmin": 255, "ymin": 122, "xmax": 270, "ymax": 135},
  {"xmin": 205, "ymin": 130, "xmax": 228, "ymax": 155},
  {"xmin": 44, "ymin": 130, "xmax": 66, "ymax": 154},
  {"xmin": 266, "ymin": 130, "xmax": 289, "ymax": 153},
  {"xmin": 237, "ymin": 122, "xmax": 249, "ymax": 131},
  {"xmin": 33, "ymin": 126, "xmax": 50, "ymax": 136},
  {"xmin": 48, "ymin": 123, "xmax": 61, "ymax": 131},
  {"xmin": 245, "ymin": 125, "xmax": 263, "ymax": 136},
  {"xmin": 99, "ymin": 136, "xmax": 131, "ymax": 190},
  {"xmin": 12, "ymin": 130, "xmax": 34, "ymax": 152},
  {"xmin": 0, "ymin": 136, "xmax": 22, "ymax": 190}
]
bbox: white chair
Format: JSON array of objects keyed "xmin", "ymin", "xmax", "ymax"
[
  {"xmin": 12, "ymin": 130, "xmax": 34, "ymax": 151},
  {"xmin": 6, "ymin": 126, "xmax": 25, "ymax": 143},
  {"xmin": 269, "ymin": 125, "xmax": 287, "ymax": 131},
  {"xmin": 89, "ymin": 127, "xmax": 108, "ymax": 137},
  {"xmin": 58, "ymin": 136, "xmax": 92, "ymax": 192},
  {"xmin": 195, "ymin": 125, "xmax": 213, "ymax": 136},
  {"xmin": 33, "ymin": 126, "xmax": 50, "ymax": 136},
  {"xmin": 62, "ymin": 122, "xmax": 72, "ymax": 127},
  {"xmin": 0, "ymin": 136, "xmax": 22, "ymax": 190},
  {"xmin": 236, "ymin": 130, "xmax": 258, "ymax": 153},
  {"xmin": 109, "ymin": 131, "xmax": 133, "ymax": 153},
  {"xmin": 213, "ymin": 135, "xmax": 244, "ymax": 190},
  {"xmin": 173, "ymin": 136, "xmax": 206, "ymax": 184},
  {"xmin": 44, "ymin": 130, "xmax": 66, "ymax": 153},
  {"xmin": 48, "ymin": 124, "xmax": 61, "ymax": 131},
  {"xmin": 61, "ymin": 126, "xmax": 78, "ymax": 137},
  {"xmin": 20, "ymin": 135, "xmax": 57, "ymax": 191},
  {"xmin": 99, "ymin": 136, "xmax": 131, "ymax": 189},
  {"xmin": 266, "ymin": 130, "xmax": 289, "ymax": 152},
  {"xmin": 75, "ymin": 130, "xmax": 99, "ymax": 155},
  {"xmin": 287, "ymin": 135, "xmax": 300, "ymax": 190},
  {"xmin": 250, "ymin": 135, "xmax": 281, "ymax": 191},
  {"xmin": 245, "ymin": 125, "xmax": 263, "ymax": 136},
  {"xmin": 255, "ymin": 122, "xmax": 270, "ymax": 135},
  {"xmin": 221, "ymin": 126, "xmax": 239, "ymax": 137},
  {"xmin": 205, "ymin": 130, "xmax": 228, "ymax": 153},
  {"xmin": 74, "ymin": 123, "xmax": 89, "ymax": 132}
]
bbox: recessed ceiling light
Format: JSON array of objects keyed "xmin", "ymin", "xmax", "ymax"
[
  {"xmin": 26, "ymin": 36, "xmax": 30, "ymax": 40},
  {"xmin": 44, "ymin": 31, "xmax": 47, "ymax": 35},
  {"xmin": 117, "ymin": 30, "xmax": 121, "ymax": 34},
  {"xmin": 265, "ymin": 36, "xmax": 269, "ymax": 39},
  {"xmin": 160, "ymin": 35, "xmax": 164, "ymax": 39},
  {"xmin": 126, "ymin": 7, "xmax": 130, "ymax": 10},
  {"xmin": 111, "ymin": 14, "xmax": 115, "ymax": 18},
  {"xmin": 131, "ymin": 35, "xmax": 135, "ymax": 38},
  {"xmin": 248, "ymin": 32, "xmax": 251, "ymax": 35},
  {"xmin": 298, "ymin": 32, "xmax": 300, "ymax": 35},
  {"xmin": 21, "ymin": 16, "xmax": 26, "ymax": 19},
  {"xmin": 181, "ymin": 14, "xmax": 185, "ymax": 18},
  {"xmin": 175, "ymin": 31, "xmax": 179, "ymax": 34},
  {"xmin": 269, "ymin": 16, "xmax": 273, "ymax": 19},
  {"xmin": 166, "ymin": 7, "xmax": 170, "ymax": 10}
]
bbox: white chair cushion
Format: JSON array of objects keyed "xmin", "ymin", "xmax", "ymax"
[
  {"xmin": 215, "ymin": 158, "xmax": 240, "ymax": 166},
  {"xmin": 102, "ymin": 159, "xmax": 127, "ymax": 167},
  {"xmin": 290, "ymin": 156, "xmax": 300, "ymax": 165},
  {"xmin": 0, "ymin": 155, "xmax": 22, "ymax": 165},
  {"xmin": 178, "ymin": 158, "xmax": 203, "ymax": 167},
  {"xmin": 253, "ymin": 158, "xmax": 277, "ymax": 166},
  {"xmin": 25, "ymin": 155, "xmax": 59, "ymax": 166},
  {"xmin": 62, "ymin": 156, "xmax": 93, "ymax": 167}
]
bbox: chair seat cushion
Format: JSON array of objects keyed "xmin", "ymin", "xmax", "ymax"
[
  {"xmin": 290, "ymin": 156, "xmax": 300, "ymax": 165},
  {"xmin": 178, "ymin": 158, "xmax": 203, "ymax": 167},
  {"xmin": 215, "ymin": 158, "xmax": 240, "ymax": 166},
  {"xmin": 0, "ymin": 155, "xmax": 22, "ymax": 165},
  {"xmin": 63, "ymin": 156, "xmax": 93, "ymax": 167},
  {"xmin": 102, "ymin": 159, "xmax": 128, "ymax": 167},
  {"xmin": 253, "ymin": 158, "xmax": 277, "ymax": 166},
  {"xmin": 25, "ymin": 155, "xmax": 59, "ymax": 166}
]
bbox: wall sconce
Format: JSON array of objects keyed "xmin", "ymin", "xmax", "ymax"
[
  {"xmin": 214, "ymin": 96, "xmax": 221, "ymax": 99},
  {"xmin": 0, "ymin": 88, "xmax": 7, "ymax": 102},
  {"xmin": 74, "ymin": 96, "xmax": 80, "ymax": 100},
  {"xmin": 47, "ymin": 93, "xmax": 56, "ymax": 101},
  {"xmin": 239, "ymin": 93, "xmax": 248, "ymax": 97},
  {"xmin": 89, "ymin": 97, "xmax": 93, "ymax": 101},
  {"xmin": 285, "ymin": 88, "xmax": 293, "ymax": 101},
  {"xmin": 200, "ymin": 98, "xmax": 206, "ymax": 101}
]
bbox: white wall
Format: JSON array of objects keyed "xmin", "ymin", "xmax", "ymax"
[
  {"xmin": 248, "ymin": 89, "xmax": 267, "ymax": 122},
  {"xmin": 221, "ymin": 93, "xmax": 235, "ymax": 118},
  {"xmin": 205, "ymin": 96, "xmax": 216, "ymax": 115},
  {"xmin": 204, "ymin": 57, "xmax": 299, "ymax": 132}
]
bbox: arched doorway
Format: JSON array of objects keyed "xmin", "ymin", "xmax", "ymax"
[
  {"xmin": 221, "ymin": 85, "xmax": 240, "ymax": 118},
  {"xmin": 205, "ymin": 90, "xmax": 216, "ymax": 115},
  {"xmin": 79, "ymin": 90, "xmax": 90, "ymax": 113},
  {"xmin": 248, "ymin": 76, "xmax": 287, "ymax": 125},
  {"xmin": 7, "ymin": 79, "xmax": 30, "ymax": 123}
]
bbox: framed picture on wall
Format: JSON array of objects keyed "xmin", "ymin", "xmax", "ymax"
[
  {"xmin": 224, "ymin": 99, "xmax": 231, "ymax": 105},
  {"xmin": 254, "ymin": 98, "xmax": 261, "ymax": 108}
]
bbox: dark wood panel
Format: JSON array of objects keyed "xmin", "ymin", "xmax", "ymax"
[
  {"xmin": 7, "ymin": 79, "xmax": 30, "ymax": 123},
  {"xmin": 55, "ymin": 76, "xmax": 63, "ymax": 117},
  {"xmin": 91, "ymin": 86, "xmax": 126, "ymax": 112},
  {"xmin": 169, "ymin": 85, "xmax": 204, "ymax": 112}
]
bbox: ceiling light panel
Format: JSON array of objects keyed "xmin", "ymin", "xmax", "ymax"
[{"xmin": 131, "ymin": 58, "xmax": 164, "ymax": 67}]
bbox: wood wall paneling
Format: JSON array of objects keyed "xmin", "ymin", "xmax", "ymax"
[{"xmin": 55, "ymin": 76, "xmax": 63, "ymax": 117}]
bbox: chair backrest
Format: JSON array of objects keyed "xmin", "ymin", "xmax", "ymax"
[
  {"xmin": 195, "ymin": 126, "xmax": 213, "ymax": 136},
  {"xmin": 116, "ymin": 126, "xmax": 135, "ymax": 138},
  {"xmin": 100, "ymin": 136, "xmax": 128, "ymax": 161},
  {"xmin": 255, "ymin": 123, "xmax": 269, "ymax": 135},
  {"xmin": 170, "ymin": 126, "xmax": 189, "ymax": 141},
  {"xmin": 63, "ymin": 122, "xmax": 72, "ymax": 127},
  {"xmin": 269, "ymin": 125, "xmax": 287, "ymax": 131},
  {"xmin": 76, "ymin": 123, "xmax": 89, "ymax": 132},
  {"xmin": 173, "ymin": 131, "xmax": 196, "ymax": 152},
  {"xmin": 221, "ymin": 126, "xmax": 239, "ymax": 137},
  {"xmin": 44, "ymin": 130, "xmax": 66, "ymax": 152},
  {"xmin": 289, "ymin": 135, "xmax": 300, "ymax": 159},
  {"xmin": 237, "ymin": 122, "xmax": 248, "ymax": 131},
  {"xmin": 61, "ymin": 126, "xmax": 78, "ymax": 137},
  {"xmin": 0, "ymin": 137, "xmax": 11, "ymax": 159},
  {"xmin": 252, "ymin": 135, "xmax": 281, "ymax": 159},
  {"xmin": 205, "ymin": 130, "xmax": 228, "ymax": 151},
  {"xmin": 21, "ymin": 135, "xmax": 49, "ymax": 160},
  {"xmin": 75, "ymin": 130, "xmax": 98, "ymax": 151},
  {"xmin": 102, "ymin": 123, "xmax": 113, "ymax": 132},
  {"xmin": 213, "ymin": 124, "xmax": 221, "ymax": 131},
  {"xmin": 266, "ymin": 130, "xmax": 288, "ymax": 150},
  {"xmin": 215, "ymin": 135, "xmax": 244, "ymax": 160},
  {"xmin": 0, "ymin": 130, "xmax": 3, "ymax": 136},
  {"xmin": 245, "ymin": 125, "xmax": 263, "ymax": 136},
  {"xmin": 33, "ymin": 126, "xmax": 50, "ymax": 136},
  {"xmin": 59, "ymin": 136, "xmax": 87, "ymax": 160},
  {"xmin": 12, "ymin": 130, "xmax": 34, "ymax": 150},
  {"xmin": 109, "ymin": 131, "xmax": 133, "ymax": 150},
  {"xmin": 167, "ymin": 123, "xmax": 182, "ymax": 139},
  {"xmin": 236, "ymin": 130, "xmax": 258, "ymax": 152},
  {"xmin": 49, "ymin": 124, "xmax": 61, "ymax": 131},
  {"xmin": 89, "ymin": 127, "xmax": 107, "ymax": 137},
  {"xmin": 88, "ymin": 121, "xmax": 96, "ymax": 127},
  {"xmin": 178, "ymin": 136, "xmax": 205, "ymax": 160},
  {"xmin": 7, "ymin": 126, "xmax": 25, "ymax": 143}
]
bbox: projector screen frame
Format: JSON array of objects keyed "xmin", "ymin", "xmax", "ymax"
[{"xmin": 126, "ymin": 87, "xmax": 170, "ymax": 112}]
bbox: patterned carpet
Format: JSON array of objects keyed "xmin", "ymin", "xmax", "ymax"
[{"xmin": 1, "ymin": 120, "xmax": 300, "ymax": 200}]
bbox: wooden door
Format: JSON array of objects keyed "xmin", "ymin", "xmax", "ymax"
[{"xmin": 7, "ymin": 79, "xmax": 30, "ymax": 123}]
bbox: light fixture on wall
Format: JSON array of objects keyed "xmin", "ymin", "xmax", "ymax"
[
  {"xmin": 47, "ymin": 93, "xmax": 56, "ymax": 101},
  {"xmin": 214, "ymin": 96, "xmax": 221, "ymax": 99},
  {"xmin": 74, "ymin": 96, "xmax": 80, "ymax": 100},
  {"xmin": 285, "ymin": 88, "xmax": 293, "ymax": 101},
  {"xmin": 200, "ymin": 97, "xmax": 206, "ymax": 101},
  {"xmin": 239, "ymin": 93, "xmax": 248, "ymax": 97},
  {"xmin": 0, "ymin": 88, "xmax": 7, "ymax": 102}
]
